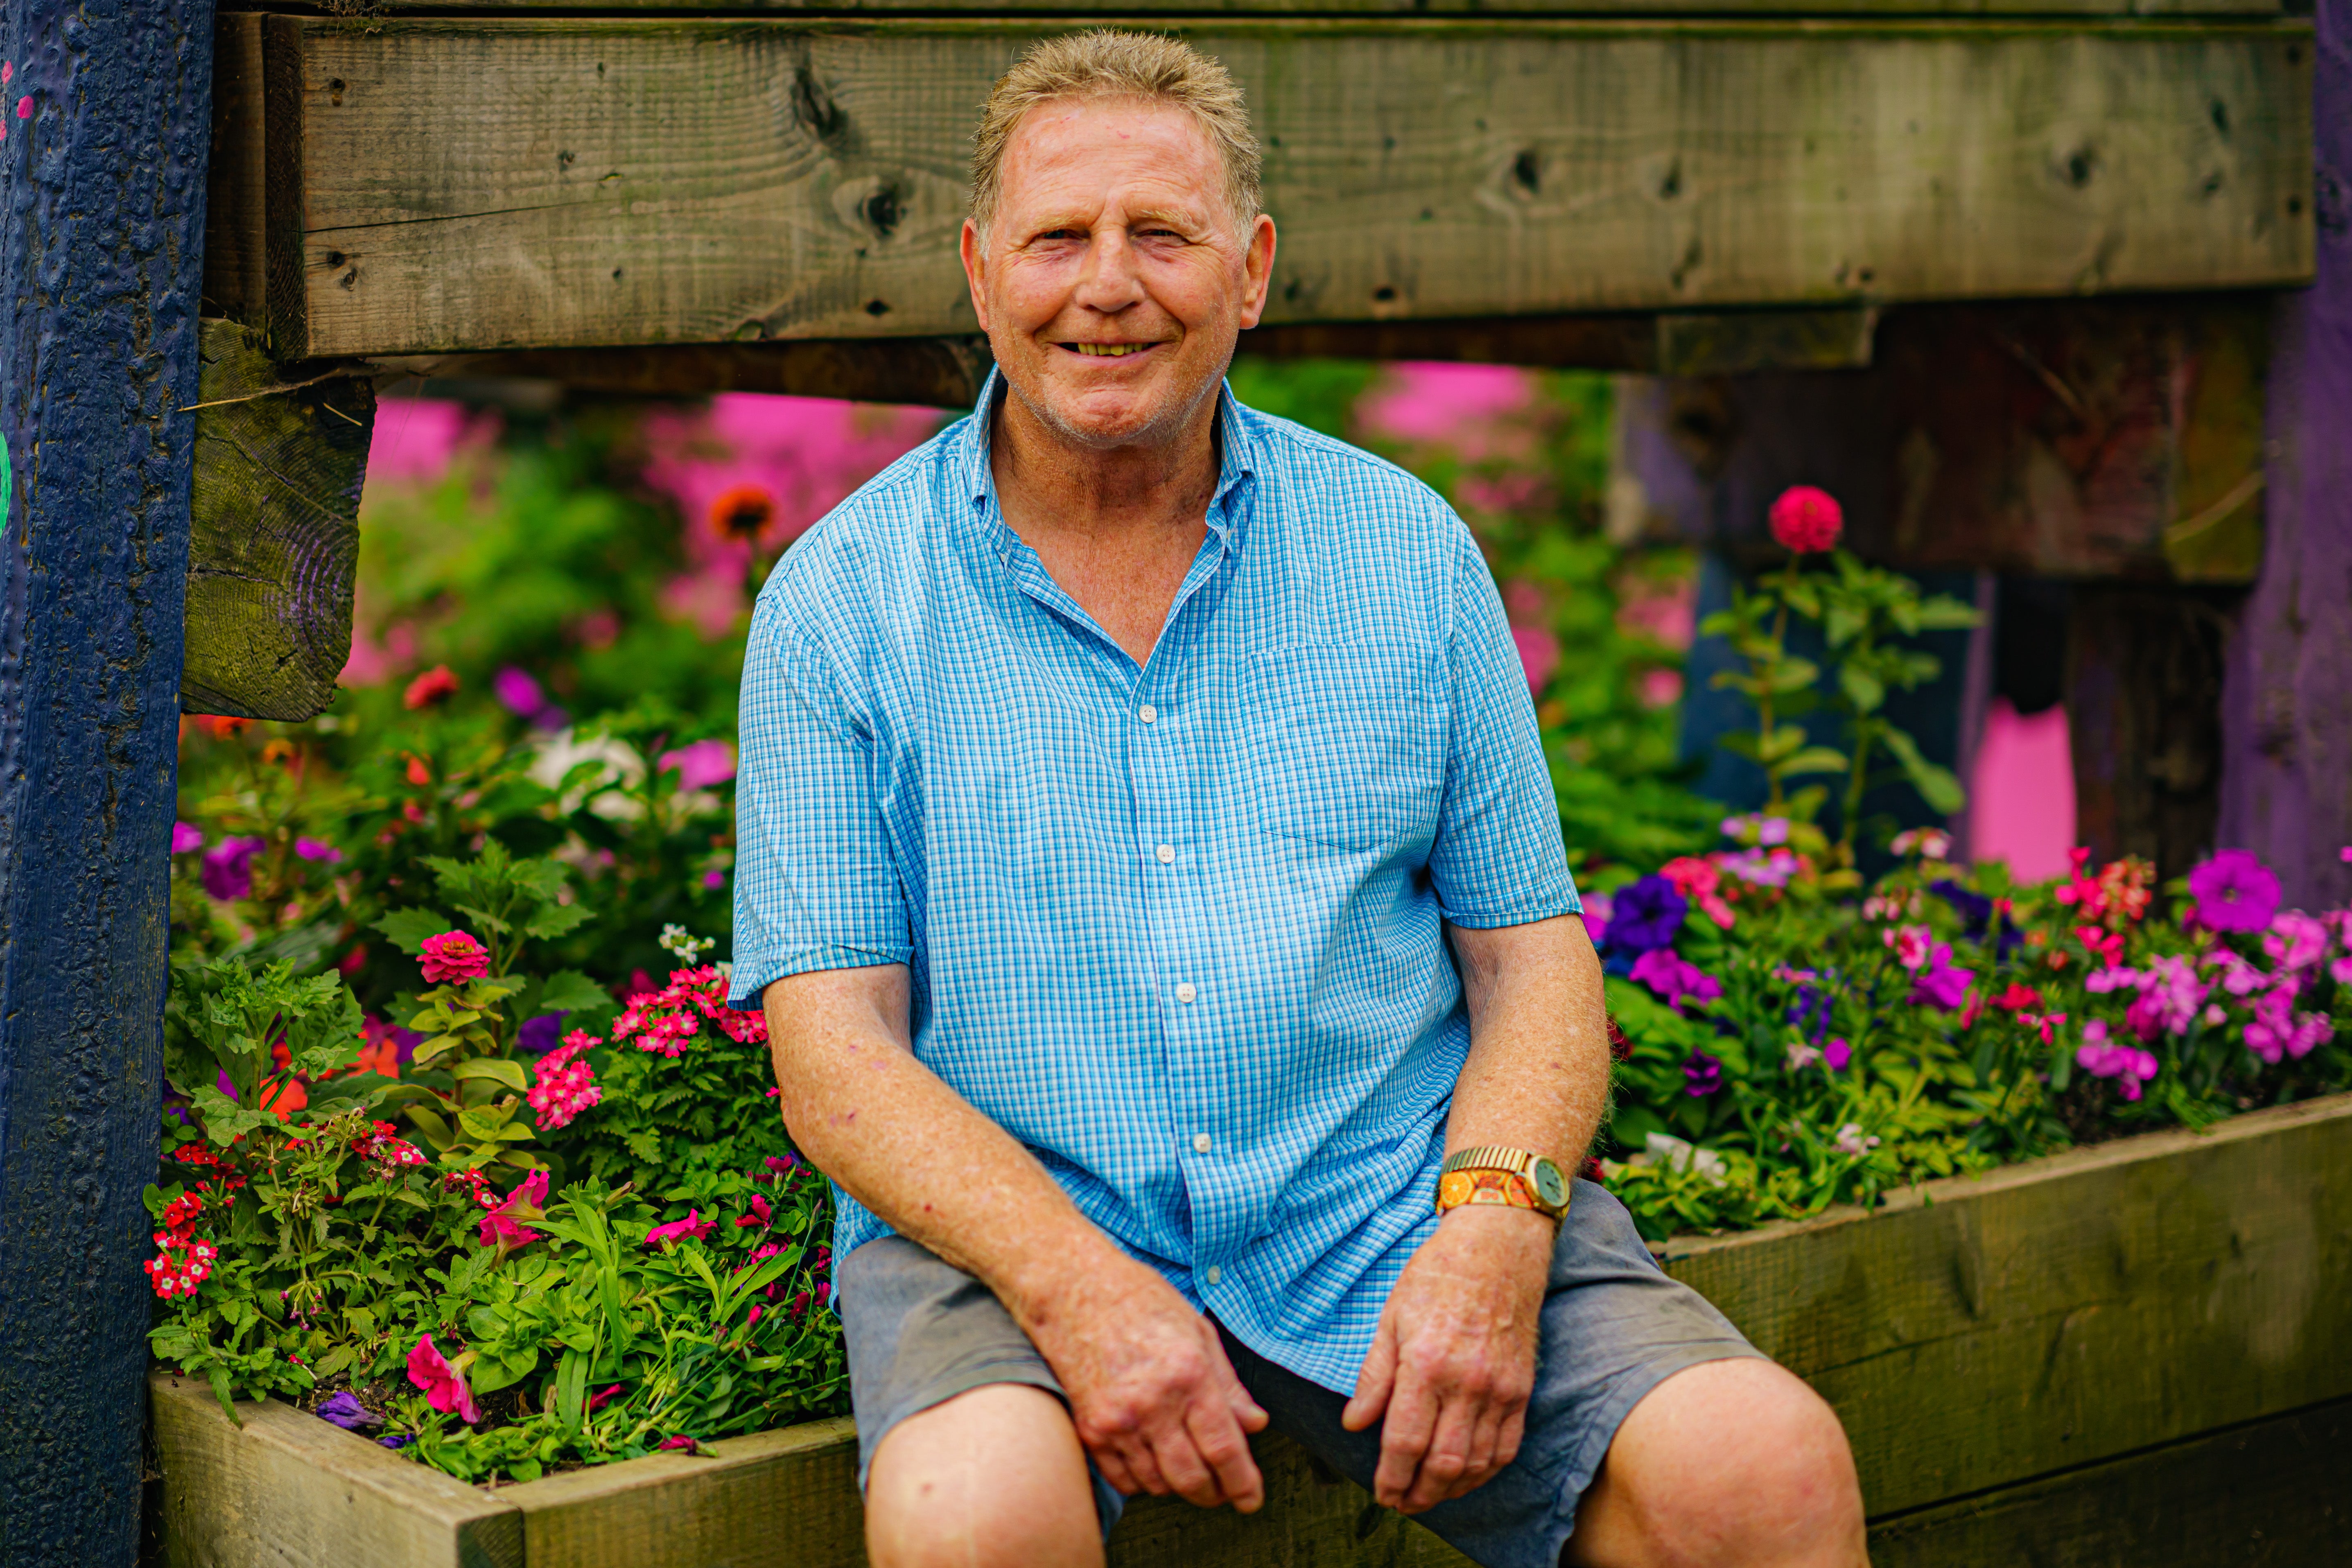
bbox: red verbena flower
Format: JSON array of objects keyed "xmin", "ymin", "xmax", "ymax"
[{"xmin": 403, "ymin": 665, "xmax": 460, "ymax": 710}]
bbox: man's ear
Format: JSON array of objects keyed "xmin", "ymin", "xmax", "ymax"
[
  {"xmin": 960, "ymin": 219, "xmax": 992, "ymax": 334},
  {"xmin": 1236, "ymin": 213, "xmax": 1277, "ymax": 332}
]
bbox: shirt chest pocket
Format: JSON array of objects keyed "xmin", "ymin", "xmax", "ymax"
[{"xmin": 1236, "ymin": 641, "xmax": 1446, "ymax": 853}]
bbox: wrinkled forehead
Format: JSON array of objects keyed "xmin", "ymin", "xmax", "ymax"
[{"xmin": 995, "ymin": 96, "xmax": 1229, "ymax": 225}]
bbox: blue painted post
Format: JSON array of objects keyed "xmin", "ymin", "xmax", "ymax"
[{"xmin": 0, "ymin": 2, "xmax": 215, "ymax": 1563}]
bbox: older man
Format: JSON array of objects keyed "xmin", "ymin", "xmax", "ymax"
[{"xmin": 730, "ymin": 30, "xmax": 1864, "ymax": 1568}]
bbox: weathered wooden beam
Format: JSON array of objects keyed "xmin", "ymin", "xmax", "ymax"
[
  {"xmin": 1866, "ymin": 1397, "xmax": 2352, "ymax": 1568},
  {"xmin": 1657, "ymin": 1092, "xmax": 2352, "ymax": 1518},
  {"xmin": 371, "ymin": 334, "xmax": 994, "ymax": 406},
  {"xmin": 237, "ymin": 18, "xmax": 2314, "ymax": 360},
  {"xmin": 183, "ymin": 319, "xmax": 374, "ymax": 723}
]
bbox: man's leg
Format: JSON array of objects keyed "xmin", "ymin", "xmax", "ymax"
[
  {"xmin": 865, "ymin": 1382, "xmax": 1104, "ymax": 1568},
  {"xmin": 1564, "ymin": 1358, "xmax": 1867, "ymax": 1568}
]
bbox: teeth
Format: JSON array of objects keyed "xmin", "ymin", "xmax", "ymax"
[{"xmin": 1073, "ymin": 343, "xmax": 1146, "ymax": 357}]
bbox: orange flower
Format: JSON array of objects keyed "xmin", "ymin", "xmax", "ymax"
[
  {"xmin": 709, "ymin": 484, "xmax": 777, "ymax": 543},
  {"xmin": 191, "ymin": 714, "xmax": 252, "ymax": 740}
]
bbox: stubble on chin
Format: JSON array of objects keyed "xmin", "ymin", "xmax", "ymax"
[{"xmin": 998, "ymin": 339, "xmax": 1231, "ymax": 456}]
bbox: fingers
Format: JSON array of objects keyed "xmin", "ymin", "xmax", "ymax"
[
  {"xmin": 1342, "ymin": 1319, "xmax": 1398, "ymax": 1434},
  {"xmin": 1444, "ymin": 1404, "xmax": 1504, "ymax": 1502},
  {"xmin": 1371, "ymin": 1365, "xmax": 1439, "ymax": 1509},
  {"xmin": 1184, "ymin": 1400, "xmax": 1267, "ymax": 1513},
  {"xmin": 1401, "ymin": 1396, "xmax": 1479, "ymax": 1513}
]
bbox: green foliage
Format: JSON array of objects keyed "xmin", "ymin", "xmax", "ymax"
[{"xmin": 166, "ymin": 957, "xmax": 368, "ymax": 1143}]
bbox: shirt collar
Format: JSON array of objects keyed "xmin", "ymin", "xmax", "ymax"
[{"xmin": 957, "ymin": 367, "xmax": 1260, "ymax": 545}]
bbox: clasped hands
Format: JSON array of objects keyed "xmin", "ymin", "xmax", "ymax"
[{"xmin": 1026, "ymin": 1203, "xmax": 1551, "ymax": 1517}]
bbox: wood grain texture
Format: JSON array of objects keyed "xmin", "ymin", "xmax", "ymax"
[
  {"xmin": 204, "ymin": 16, "xmax": 267, "ymax": 324},
  {"xmin": 1867, "ymin": 1398, "xmax": 2352, "ymax": 1568},
  {"xmin": 182, "ymin": 318, "xmax": 372, "ymax": 722},
  {"xmin": 371, "ymin": 334, "xmax": 994, "ymax": 406},
  {"xmin": 1659, "ymin": 1092, "xmax": 2352, "ymax": 1518},
  {"xmin": 149, "ymin": 1372, "xmax": 525, "ymax": 1568},
  {"xmin": 252, "ymin": 19, "xmax": 2315, "ymax": 358}
]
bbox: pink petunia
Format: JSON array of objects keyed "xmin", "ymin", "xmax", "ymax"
[
  {"xmin": 478, "ymin": 1169, "xmax": 548, "ymax": 1250},
  {"xmin": 645, "ymin": 1209, "xmax": 716, "ymax": 1248},
  {"xmin": 407, "ymin": 1335, "xmax": 481, "ymax": 1423},
  {"xmin": 1629, "ymin": 949, "xmax": 1723, "ymax": 1011},
  {"xmin": 418, "ymin": 930, "xmax": 491, "ymax": 985},
  {"xmin": 734, "ymin": 1192, "xmax": 773, "ymax": 1229},
  {"xmin": 171, "ymin": 821, "xmax": 205, "ymax": 854},
  {"xmin": 658, "ymin": 738, "xmax": 737, "ymax": 793}
]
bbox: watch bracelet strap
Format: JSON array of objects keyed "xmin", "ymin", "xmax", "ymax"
[
  {"xmin": 1444, "ymin": 1144, "xmax": 1545, "ymax": 1178},
  {"xmin": 1435, "ymin": 1168, "xmax": 1544, "ymax": 1216}
]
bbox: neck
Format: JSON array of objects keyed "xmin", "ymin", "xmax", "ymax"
[{"xmin": 989, "ymin": 378, "xmax": 1223, "ymax": 545}]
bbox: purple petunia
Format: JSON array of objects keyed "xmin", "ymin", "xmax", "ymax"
[
  {"xmin": 1823, "ymin": 1037, "xmax": 1852, "ymax": 1072},
  {"xmin": 2188, "ymin": 850, "xmax": 2282, "ymax": 934},
  {"xmin": 1907, "ymin": 944, "xmax": 1975, "ymax": 1011},
  {"xmin": 294, "ymin": 837, "xmax": 343, "ymax": 864},
  {"xmin": 1600, "ymin": 875, "xmax": 1688, "ymax": 956},
  {"xmin": 1683, "ymin": 1049, "xmax": 1724, "ymax": 1097},
  {"xmin": 515, "ymin": 1011, "xmax": 571, "ymax": 1055},
  {"xmin": 1631, "ymin": 949, "xmax": 1723, "ymax": 1011},
  {"xmin": 171, "ymin": 821, "xmax": 204, "ymax": 854},
  {"xmin": 199, "ymin": 836, "xmax": 267, "ymax": 901},
  {"xmin": 315, "ymin": 1391, "xmax": 381, "ymax": 1431}
]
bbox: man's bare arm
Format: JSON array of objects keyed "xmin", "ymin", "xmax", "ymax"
[
  {"xmin": 763, "ymin": 966, "xmax": 1268, "ymax": 1509},
  {"xmin": 1343, "ymin": 913, "xmax": 1610, "ymax": 1512}
]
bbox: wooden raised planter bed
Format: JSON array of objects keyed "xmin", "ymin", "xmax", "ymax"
[{"xmin": 150, "ymin": 1094, "xmax": 2352, "ymax": 1568}]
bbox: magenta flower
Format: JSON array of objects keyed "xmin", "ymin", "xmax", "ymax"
[
  {"xmin": 418, "ymin": 930, "xmax": 491, "ymax": 985},
  {"xmin": 2187, "ymin": 850, "xmax": 2281, "ymax": 933},
  {"xmin": 478, "ymin": 1168, "xmax": 548, "ymax": 1250},
  {"xmin": 2264, "ymin": 911, "xmax": 2328, "ymax": 972},
  {"xmin": 1767, "ymin": 486, "xmax": 1843, "ymax": 554},
  {"xmin": 2075, "ymin": 1021, "xmax": 2160, "ymax": 1100},
  {"xmin": 199, "ymin": 836, "xmax": 265, "ymax": 900},
  {"xmin": 645, "ymin": 1208, "xmax": 716, "ymax": 1248},
  {"xmin": 1682, "ymin": 1049, "xmax": 1724, "ymax": 1097},
  {"xmin": 1823, "ymin": 1037, "xmax": 1852, "ymax": 1072},
  {"xmin": 1631, "ymin": 949, "xmax": 1723, "ymax": 1011},
  {"xmin": 171, "ymin": 821, "xmax": 204, "ymax": 854},
  {"xmin": 294, "ymin": 837, "xmax": 343, "ymax": 864},
  {"xmin": 1907, "ymin": 945, "xmax": 1975, "ymax": 1011},
  {"xmin": 2244, "ymin": 985, "xmax": 2333, "ymax": 1064},
  {"xmin": 406, "ymin": 1335, "xmax": 481, "ymax": 1423},
  {"xmin": 526, "ymin": 1034, "xmax": 602, "ymax": 1131},
  {"xmin": 658, "ymin": 738, "xmax": 736, "ymax": 793},
  {"xmin": 734, "ymin": 1192, "xmax": 773, "ymax": 1229},
  {"xmin": 493, "ymin": 666, "xmax": 545, "ymax": 718}
]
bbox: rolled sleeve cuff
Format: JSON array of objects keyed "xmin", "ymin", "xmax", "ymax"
[
  {"xmin": 1437, "ymin": 886, "xmax": 1582, "ymax": 931},
  {"xmin": 726, "ymin": 944, "xmax": 914, "ymax": 1010}
]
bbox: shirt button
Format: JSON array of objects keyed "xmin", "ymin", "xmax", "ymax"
[
  {"xmin": 1156, "ymin": 844, "xmax": 1176, "ymax": 865},
  {"xmin": 1193, "ymin": 1132, "xmax": 1213, "ymax": 1154},
  {"xmin": 1204, "ymin": 1265, "xmax": 1223, "ymax": 1287},
  {"xmin": 1175, "ymin": 982, "xmax": 1197, "ymax": 1004},
  {"xmin": 1139, "ymin": 705, "xmax": 1158, "ymax": 724}
]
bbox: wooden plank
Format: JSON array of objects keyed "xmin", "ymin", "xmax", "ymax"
[
  {"xmin": 1866, "ymin": 1398, "xmax": 2352, "ymax": 1568},
  {"xmin": 1659, "ymin": 1092, "xmax": 2352, "ymax": 1518},
  {"xmin": 374, "ymin": 333, "xmax": 994, "ymax": 406},
  {"xmin": 2063, "ymin": 584, "xmax": 2232, "ymax": 877},
  {"xmin": 148, "ymin": 1372, "xmax": 524, "ymax": 1568},
  {"xmin": 1109, "ymin": 1432, "xmax": 1472, "ymax": 1568},
  {"xmin": 253, "ymin": 19, "xmax": 2314, "ymax": 359},
  {"xmin": 183, "ymin": 318, "xmax": 373, "ymax": 722},
  {"xmin": 203, "ymin": 15, "xmax": 267, "ymax": 323}
]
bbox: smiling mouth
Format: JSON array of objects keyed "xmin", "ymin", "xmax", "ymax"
[{"xmin": 1061, "ymin": 342, "xmax": 1159, "ymax": 358}]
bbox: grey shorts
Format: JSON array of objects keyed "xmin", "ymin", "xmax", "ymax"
[{"xmin": 837, "ymin": 1179, "xmax": 1762, "ymax": 1568}]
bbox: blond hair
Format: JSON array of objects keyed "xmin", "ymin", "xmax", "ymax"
[{"xmin": 969, "ymin": 31, "xmax": 1263, "ymax": 244}]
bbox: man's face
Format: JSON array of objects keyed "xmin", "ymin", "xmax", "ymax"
[{"xmin": 962, "ymin": 97, "xmax": 1276, "ymax": 452}]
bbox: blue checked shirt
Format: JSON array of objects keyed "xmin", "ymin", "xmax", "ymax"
[{"xmin": 729, "ymin": 372, "xmax": 1578, "ymax": 1394}]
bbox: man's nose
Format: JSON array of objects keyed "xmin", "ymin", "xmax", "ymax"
[{"xmin": 1073, "ymin": 228, "xmax": 1147, "ymax": 312}]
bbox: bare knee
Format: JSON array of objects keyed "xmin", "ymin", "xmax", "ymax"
[
  {"xmin": 1568, "ymin": 1358, "xmax": 1866, "ymax": 1568},
  {"xmin": 865, "ymin": 1383, "xmax": 1104, "ymax": 1568}
]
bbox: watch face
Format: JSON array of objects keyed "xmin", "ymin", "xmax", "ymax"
[{"xmin": 1532, "ymin": 1158, "xmax": 1568, "ymax": 1209}]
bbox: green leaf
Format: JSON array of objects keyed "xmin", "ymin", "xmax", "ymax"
[
  {"xmin": 1755, "ymin": 725, "xmax": 1810, "ymax": 766},
  {"xmin": 1914, "ymin": 596, "xmax": 1985, "ymax": 630},
  {"xmin": 208, "ymin": 1365, "xmax": 243, "ymax": 1427},
  {"xmin": 1838, "ymin": 665, "xmax": 1885, "ymax": 714},
  {"xmin": 1825, "ymin": 605, "xmax": 1865, "ymax": 647},
  {"xmin": 470, "ymin": 1347, "xmax": 540, "ymax": 1397},
  {"xmin": 403, "ymin": 1104, "xmax": 457, "ymax": 1151},
  {"xmin": 1778, "ymin": 747, "xmax": 1851, "ymax": 777},
  {"xmin": 372, "ymin": 908, "xmax": 452, "ymax": 957},
  {"xmin": 1880, "ymin": 728, "xmax": 1967, "ymax": 814},
  {"xmin": 1767, "ymin": 658, "xmax": 1821, "ymax": 695},
  {"xmin": 536, "ymin": 970, "xmax": 612, "ymax": 1016},
  {"xmin": 458, "ymin": 1107, "xmax": 512, "ymax": 1141},
  {"xmin": 1708, "ymin": 671, "xmax": 1761, "ymax": 698},
  {"xmin": 409, "ymin": 1033, "xmax": 465, "ymax": 1068},
  {"xmin": 452, "ymin": 1058, "xmax": 528, "ymax": 1092},
  {"xmin": 524, "ymin": 903, "xmax": 594, "ymax": 942}
]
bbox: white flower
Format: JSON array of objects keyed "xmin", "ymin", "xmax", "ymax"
[
  {"xmin": 1638, "ymin": 1132, "xmax": 1728, "ymax": 1186},
  {"xmin": 1833, "ymin": 1123, "xmax": 1881, "ymax": 1158},
  {"xmin": 1786, "ymin": 1041, "xmax": 1822, "ymax": 1071}
]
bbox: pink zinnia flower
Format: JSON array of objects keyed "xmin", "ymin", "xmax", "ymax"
[
  {"xmin": 407, "ymin": 1334, "xmax": 481, "ymax": 1423},
  {"xmin": 645, "ymin": 1209, "xmax": 715, "ymax": 1248},
  {"xmin": 418, "ymin": 930, "xmax": 491, "ymax": 984},
  {"xmin": 478, "ymin": 1169, "xmax": 548, "ymax": 1250},
  {"xmin": 1767, "ymin": 486, "xmax": 1843, "ymax": 554}
]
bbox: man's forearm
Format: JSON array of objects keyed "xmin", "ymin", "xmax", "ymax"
[
  {"xmin": 763, "ymin": 966, "xmax": 1135, "ymax": 1326},
  {"xmin": 1442, "ymin": 914, "xmax": 1611, "ymax": 1171}
]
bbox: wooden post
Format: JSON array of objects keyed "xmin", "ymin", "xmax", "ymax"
[
  {"xmin": 2220, "ymin": 0, "xmax": 2352, "ymax": 910},
  {"xmin": 0, "ymin": 2, "xmax": 215, "ymax": 1563}
]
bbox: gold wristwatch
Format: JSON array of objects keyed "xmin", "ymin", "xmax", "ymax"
[{"xmin": 1436, "ymin": 1145, "xmax": 1572, "ymax": 1222}]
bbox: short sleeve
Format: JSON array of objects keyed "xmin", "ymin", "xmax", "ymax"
[
  {"xmin": 727, "ymin": 596, "xmax": 913, "ymax": 1008},
  {"xmin": 1426, "ymin": 522, "xmax": 1581, "ymax": 928}
]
